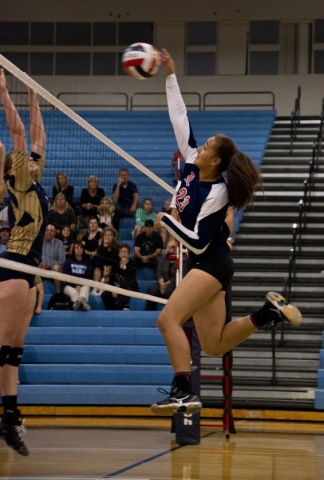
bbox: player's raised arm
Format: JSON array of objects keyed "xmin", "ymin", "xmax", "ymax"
[
  {"xmin": 28, "ymin": 87, "xmax": 46, "ymax": 157},
  {"xmin": 0, "ymin": 68, "xmax": 27, "ymax": 151},
  {"xmin": 0, "ymin": 141, "xmax": 7, "ymax": 202}
]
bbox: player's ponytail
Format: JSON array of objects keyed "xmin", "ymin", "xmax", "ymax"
[{"xmin": 213, "ymin": 134, "xmax": 262, "ymax": 210}]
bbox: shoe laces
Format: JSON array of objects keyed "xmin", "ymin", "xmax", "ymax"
[{"xmin": 157, "ymin": 387, "xmax": 171, "ymax": 395}]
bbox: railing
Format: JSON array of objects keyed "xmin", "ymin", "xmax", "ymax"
[
  {"xmin": 271, "ymin": 98, "xmax": 324, "ymax": 382},
  {"xmin": 203, "ymin": 91, "xmax": 275, "ymax": 110},
  {"xmin": 130, "ymin": 92, "xmax": 201, "ymax": 110},
  {"xmin": 56, "ymin": 92, "xmax": 129, "ymax": 110},
  {"xmin": 290, "ymin": 86, "xmax": 301, "ymax": 154}
]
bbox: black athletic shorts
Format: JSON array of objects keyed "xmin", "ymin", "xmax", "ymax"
[
  {"xmin": 0, "ymin": 251, "xmax": 38, "ymax": 289},
  {"xmin": 188, "ymin": 251, "xmax": 234, "ymax": 291}
]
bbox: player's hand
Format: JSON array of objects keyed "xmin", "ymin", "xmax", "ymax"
[
  {"xmin": 160, "ymin": 49, "xmax": 175, "ymax": 76},
  {"xmin": 0, "ymin": 68, "xmax": 6, "ymax": 92}
]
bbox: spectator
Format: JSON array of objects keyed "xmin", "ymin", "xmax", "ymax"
[
  {"xmin": 92, "ymin": 225, "xmax": 119, "ymax": 293},
  {"xmin": 0, "ymin": 205, "xmax": 8, "ymax": 226},
  {"xmin": 34, "ymin": 275, "xmax": 44, "ymax": 315},
  {"xmin": 97, "ymin": 196, "xmax": 115, "ymax": 229},
  {"xmin": 134, "ymin": 197, "xmax": 156, "ymax": 239},
  {"xmin": 52, "ymin": 172, "xmax": 75, "ymax": 213},
  {"xmin": 145, "ymin": 244, "xmax": 187, "ymax": 311},
  {"xmin": 49, "ymin": 192, "xmax": 76, "ymax": 237},
  {"xmin": 162, "ymin": 198, "xmax": 172, "ymax": 214},
  {"xmin": 98, "ymin": 265, "xmax": 115, "ymax": 310},
  {"xmin": 63, "ymin": 242, "xmax": 92, "ymax": 311},
  {"xmin": 82, "ymin": 216, "xmax": 101, "ymax": 259},
  {"xmin": 0, "ymin": 224, "xmax": 10, "ymax": 254},
  {"xmin": 112, "ymin": 168, "xmax": 138, "ymax": 231},
  {"xmin": 160, "ymin": 198, "xmax": 174, "ymax": 248},
  {"xmin": 171, "ymin": 148, "xmax": 185, "ymax": 184},
  {"xmin": 79, "ymin": 175, "xmax": 105, "ymax": 228},
  {"xmin": 61, "ymin": 225, "xmax": 75, "ymax": 257},
  {"xmin": 40, "ymin": 224, "xmax": 66, "ymax": 293},
  {"xmin": 102, "ymin": 243, "xmax": 138, "ymax": 311},
  {"xmin": 134, "ymin": 219, "xmax": 163, "ymax": 270}
]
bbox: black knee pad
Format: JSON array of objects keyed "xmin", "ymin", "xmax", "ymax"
[
  {"xmin": 6, "ymin": 347, "xmax": 23, "ymax": 367},
  {"xmin": 0, "ymin": 346, "xmax": 11, "ymax": 367}
]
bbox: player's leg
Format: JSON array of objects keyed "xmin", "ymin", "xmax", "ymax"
[
  {"xmin": 151, "ymin": 269, "xmax": 222, "ymax": 415},
  {"xmin": 0, "ymin": 285, "xmax": 35, "ymax": 456}
]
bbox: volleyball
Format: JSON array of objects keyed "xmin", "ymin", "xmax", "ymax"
[{"xmin": 122, "ymin": 43, "xmax": 160, "ymax": 80}]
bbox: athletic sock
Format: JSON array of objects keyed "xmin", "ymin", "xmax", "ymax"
[
  {"xmin": 172, "ymin": 372, "xmax": 192, "ymax": 393},
  {"xmin": 2, "ymin": 395, "xmax": 18, "ymax": 414}
]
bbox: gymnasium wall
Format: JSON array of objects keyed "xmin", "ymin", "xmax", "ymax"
[{"xmin": 2, "ymin": 0, "xmax": 324, "ymax": 115}]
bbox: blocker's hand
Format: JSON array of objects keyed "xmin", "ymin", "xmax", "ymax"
[
  {"xmin": 160, "ymin": 49, "xmax": 176, "ymax": 76},
  {"xmin": 0, "ymin": 68, "xmax": 7, "ymax": 92}
]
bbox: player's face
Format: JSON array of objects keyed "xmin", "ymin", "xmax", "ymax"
[{"xmin": 195, "ymin": 136, "xmax": 218, "ymax": 170}]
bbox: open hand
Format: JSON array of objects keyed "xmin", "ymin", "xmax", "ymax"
[{"xmin": 160, "ymin": 49, "xmax": 176, "ymax": 76}]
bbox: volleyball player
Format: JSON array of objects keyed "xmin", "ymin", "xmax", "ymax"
[
  {"xmin": 0, "ymin": 68, "xmax": 48, "ymax": 454},
  {"xmin": 150, "ymin": 50, "xmax": 302, "ymax": 416}
]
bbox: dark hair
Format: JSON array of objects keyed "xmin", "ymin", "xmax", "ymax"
[
  {"xmin": 213, "ymin": 133, "xmax": 262, "ymax": 210},
  {"xmin": 119, "ymin": 243, "xmax": 130, "ymax": 253},
  {"xmin": 71, "ymin": 241, "xmax": 85, "ymax": 260}
]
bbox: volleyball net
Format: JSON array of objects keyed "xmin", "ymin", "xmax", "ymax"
[{"xmin": 0, "ymin": 53, "xmax": 181, "ymax": 307}]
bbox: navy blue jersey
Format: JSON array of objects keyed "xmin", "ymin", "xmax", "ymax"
[{"xmin": 160, "ymin": 74, "xmax": 230, "ymax": 256}]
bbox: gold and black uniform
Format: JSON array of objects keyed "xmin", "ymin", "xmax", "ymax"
[{"xmin": 0, "ymin": 150, "xmax": 49, "ymax": 287}]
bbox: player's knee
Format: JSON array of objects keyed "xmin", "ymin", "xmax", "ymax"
[
  {"xmin": 6, "ymin": 347, "xmax": 23, "ymax": 367},
  {"xmin": 0, "ymin": 345, "xmax": 12, "ymax": 367},
  {"xmin": 200, "ymin": 341, "xmax": 223, "ymax": 357},
  {"xmin": 156, "ymin": 311, "xmax": 168, "ymax": 332}
]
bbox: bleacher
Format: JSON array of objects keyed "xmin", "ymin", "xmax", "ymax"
[{"xmin": 0, "ymin": 109, "xmax": 276, "ymax": 406}]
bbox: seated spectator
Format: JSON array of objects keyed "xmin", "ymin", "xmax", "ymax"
[
  {"xmin": 49, "ymin": 192, "xmax": 77, "ymax": 237},
  {"xmin": 145, "ymin": 244, "xmax": 188, "ymax": 311},
  {"xmin": 34, "ymin": 275, "xmax": 44, "ymax": 315},
  {"xmin": 171, "ymin": 148, "xmax": 185, "ymax": 184},
  {"xmin": 134, "ymin": 197, "xmax": 156, "ymax": 239},
  {"xmin": 160, "ymin": 197, "xmax": 173, "ymax": 248},
  {"xmin": 52, "ymin": 171, "xmax": 75, "ymax": 213},
  {"xmin": 63, "ymin": 242, "xmax": 93, "ymax": 311},
  {"xmin": 101, "ymin": 243, "xmax": 138, "ymax": 311},
  {"xmin": 40, "ymin": 224, "xmax": 66, "ymax": 293},
  {"xmin": 82, "ymin": 216, "xmax": 101, "ymax": 259},
  {"xmin": 92, "ymin": 225, "xmax": 119, "ymax": 293},
  {"xmin": 0, "ymin": 205, "xmax": 8, "ymax": 226},
  {"xmin": 134, "ymin": 219, "xmax": 163, "ymax": 270},
  {"xmin": 98, "ymin": 265, "xmax": 115, "ymax": 309},
  {"xmin": 79, "ymin": 175, "xmax": 105, "ymax": 228},
  {"xmin": 112, "ymin": 168, "xmax": 138, "ymax": 231},
  {"xmin": 97, "ymin": 196, "xmax": 115, "ymax": 229},
  {"xmin": 0, "ymin": 224, "xmax": 10, "ymax": 254},
  {"xmin": 162, "ymin": 198, "xmax": 172, "ymax": 214},
  {"xmin": 61, "ymin": 225, "xmax": 75, "ymax": 257}
]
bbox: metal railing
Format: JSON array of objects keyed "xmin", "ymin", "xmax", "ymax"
[
  {"xmin": 290, "ymin": 86, "xmax": 301, "ymax": 154},
  {"xmin": 271, "ymin": 98, "xmax": 324, "ymax": 383},
  {"xmin": 203, "ymin": 91, "xmax": 275, "ymax": 110},
  {"xmin": 56, "ymin": 92, "xmax": 129, "ymax": 110},
  {"xmin": 130, "ymin": 92, "xmax": 201, "ymax": 110}
]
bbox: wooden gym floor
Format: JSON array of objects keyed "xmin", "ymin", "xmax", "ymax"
[{"xmin": 1, "ymin": 408, "xmax": 324, "ymax": 479}]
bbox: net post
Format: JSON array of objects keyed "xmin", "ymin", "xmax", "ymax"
[
  {"xmin": 223, "ymin": 282, "xmax": 236, "ymax": 435},
  {"xmin": 172, "ymin": 318, "xmax": 201, "ymax": 445}
]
